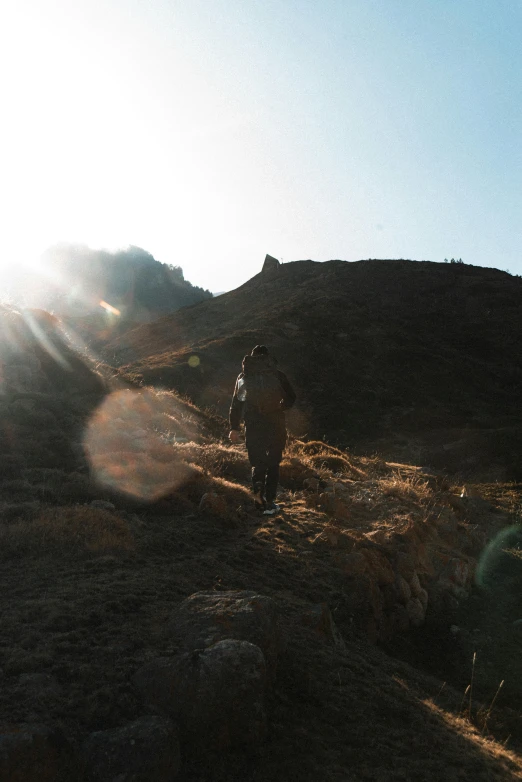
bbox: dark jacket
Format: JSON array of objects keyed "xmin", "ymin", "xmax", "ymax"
[{"xmin": 229, "ymin": 364, "xmax": 296, "ymax": 431}]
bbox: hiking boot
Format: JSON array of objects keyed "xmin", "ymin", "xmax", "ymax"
[{"xmin": 263, "ymin": 502, "xmax": 281, "ymax": 516}]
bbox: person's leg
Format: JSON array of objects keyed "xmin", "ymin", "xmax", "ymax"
[
  {"xmin": 265, "ymin": 425, "xmax": 286, "ymax": 504},
  {"xmin": 264, "ymin": 461, "xmax": 280, "ymax": 503},
  {"xmin": 251, "ymin": 465, "xmax": 267, "ymax": 494},
  {"xmin": 245, "ymin": 426, "xmax": 268, "ymax": 501}
]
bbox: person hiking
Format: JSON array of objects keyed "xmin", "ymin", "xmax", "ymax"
[{"xmin": 229, "ymin": 345, "xmax": 296, "ymax": 515}]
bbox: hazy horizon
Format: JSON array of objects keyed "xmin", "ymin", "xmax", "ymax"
[{"xmin": 2, "ymin": 1, "xmax": 520, "ymax": 293}]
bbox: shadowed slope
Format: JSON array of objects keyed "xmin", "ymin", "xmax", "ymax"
[{"xmin": 106, "ymin": 259, "xmax": 522, "ymax": 478}]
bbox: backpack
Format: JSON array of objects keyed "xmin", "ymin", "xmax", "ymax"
[{"xmin": 241, "ymin": 354, "xmax": 284, "ymax": 414}]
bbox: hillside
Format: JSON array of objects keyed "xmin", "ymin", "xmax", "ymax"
[
  {"xmin": 107, "ymin": 258, "xmax": 522, "ymax": 480},
  {"xmin": 1, "ymin": 304, "xmax": 522, "ymax": 779}
]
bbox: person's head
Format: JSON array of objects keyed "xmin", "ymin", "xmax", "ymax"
[{"xmin": 251, "ymin": 344, "xmax": 269, "ymax": 356}]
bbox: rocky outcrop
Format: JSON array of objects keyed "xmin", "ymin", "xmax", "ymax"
[
  {"xmin": 303, "ymin": 475, "xmax": 492, "ymax": 642},
  {"xmin": 166, "ymin": 590, "xmax": 283, "ymax": 679},
  {"xmin": 261, "ymin": 254, "xmax": 280, "ymax": 275},
  {"xmin": 130, "ymin": 590, "xmax": 286, "ymax": 759},
  {"xmin": 133, "ymin": 640, "xmax": 267, "ymax": 751}
]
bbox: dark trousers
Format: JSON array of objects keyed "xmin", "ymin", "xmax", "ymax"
[{"xmin": 245, "ymin": 414, "xmax": 286, "ymax": 503}]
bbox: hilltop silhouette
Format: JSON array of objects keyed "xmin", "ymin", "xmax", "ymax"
[{"xmin": 108, "ymin": 258, "xmax": 522, "ymax": 479}]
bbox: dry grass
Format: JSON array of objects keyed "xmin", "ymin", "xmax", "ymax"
[
  {"xmin": 176, "ymin": 442, "xmax": 250, "ymax": 484},
  {"xmin": 284, "ymin": 439, "xmax": 368, "ymax": 481},
  {"xmin": 0, "ymin": 506, "xmax": 134, "ymax": 558},
  {"xmin": 378, "ymin": 470, "xmax": 432, "ymax": 502}
]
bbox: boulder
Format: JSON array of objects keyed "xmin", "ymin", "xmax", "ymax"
[
  {"xmin": 166, "ymin": 591, "xmax": 282, "ymax": 679},
  {"xmin": 133, "ymin": 640, "xmax": 267, "ymax": 751},
  {"xmin": 0, "ymin": 724, "xmax": 68, "ymax": 782},
  {"xmin": 82, "ymin": 716, "xmax": 180, "ymax": 782}
]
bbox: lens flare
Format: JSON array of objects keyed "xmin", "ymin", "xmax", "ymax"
[
  {"xmin": 99, "ymin": 300, "xmax": 121, "ymax": 316},
  {"xmin": 84, "ymin": 389, "xmax": 198, "ymax": 500},
  {"xmin": 188, "ymin": 355, "xmax": 200, "ymax": 367},
  {"xmin": 21, "ymin": 309, "xmax": 71, "ymax": 370},
  {"xmin": 475, "ymin": 525, "xmax": 522, "ymax": 590}
]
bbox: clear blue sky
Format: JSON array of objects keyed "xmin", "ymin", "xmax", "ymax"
[{"xmin": 2, "ymin": 0, "xmax": 520, "ymax": 291}]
